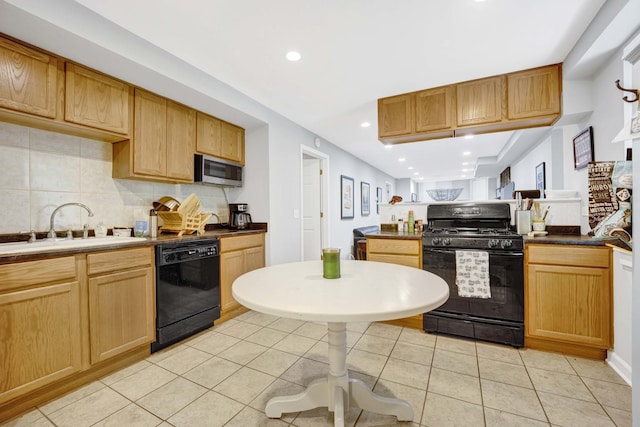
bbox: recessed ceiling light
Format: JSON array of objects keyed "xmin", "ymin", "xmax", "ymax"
[
  {"xmin": 285, "ymin": 51, "xmax": 301, "ymax": 61},
  {"xmin": 464, "ymin": 135, "xmax": 474, "ymax": 139},
  {"xmin": 413, "ymin": 172, "xmax": 419, "ymax": 176},
  {"xmin": 361, "ymin": 121, "xmax": 371, "ymax": 128},
  {"xmin": 384, "ymin": 144, "xmax": 393, "ymax": 149},
  {"xmin": 462, "ymin": 162, "xmax": 469, "ymax": 166},
  {"xmin": 398, "ymin": 158, "xmax": 406, "ymax": 162},
  {"xmin": 408, "ymin": 166, "xmax": 414, "ymax": 170},
  {"xmin": 461, "ymin": 174, "xmax": 468, "ymax": 178},
  {"xmin": 463, "ymin": 151, "xmax": 471, "ymax": 156}
]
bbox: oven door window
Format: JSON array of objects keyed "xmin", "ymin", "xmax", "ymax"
[
  {"xmin": 423, "ymin": 248, "xmax": 523, "ymax": 322},
  {"xmin": 156, "ymin": 257, "xmax": 220, "ymax": 328}
]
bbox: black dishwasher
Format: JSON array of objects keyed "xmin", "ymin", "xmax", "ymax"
[{"xmin": 151, "ymin": 238, "xmax": 220, "ymax": 352}]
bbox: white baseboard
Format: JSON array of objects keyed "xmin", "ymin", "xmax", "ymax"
[{"xmin": 606, "ymin": 351, "xmax": 632, "ymax": 386}]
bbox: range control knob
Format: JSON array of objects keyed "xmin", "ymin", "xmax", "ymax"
[
  {"xmin": 501, "ymin": 239, "xmax": 513, "ymax": 248},
  {"xmin": 431, "ymin": 237, "xmax": 441, "ymax": 246},
  {"xmin": 488, "ymin": 239, "xmax": 500, "ymax": 248},
  {"xmin": 442, "ymin": 238, "xmax": 452, "ymax": 246}
]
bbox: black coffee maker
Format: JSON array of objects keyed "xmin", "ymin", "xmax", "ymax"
[{"xmin": 229, "ymin": 203, "xmax": 252, "ymax": 230}]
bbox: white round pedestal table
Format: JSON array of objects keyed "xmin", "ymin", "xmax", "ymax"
[{"xmin": 232, "ymin": 260, "xmax": 449, "ymax": 426}]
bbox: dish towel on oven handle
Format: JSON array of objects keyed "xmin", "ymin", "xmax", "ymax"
[{"xmin": 455, "ymin": 250, "xmax": 491, "ymax": 298}]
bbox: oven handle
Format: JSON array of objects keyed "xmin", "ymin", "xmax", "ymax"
[{"xmin": 423, "ymin": 247, "xmax": 523, "ymax": 257}]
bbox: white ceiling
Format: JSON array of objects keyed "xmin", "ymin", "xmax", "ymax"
[{"xmin": 8, "ymin": 0, "xmax": 616, "ymax": 180}]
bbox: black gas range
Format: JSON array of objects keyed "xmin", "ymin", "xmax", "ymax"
[{"xmin": 422, "ymin": 203, "xmax": 524, "ymax": 347}]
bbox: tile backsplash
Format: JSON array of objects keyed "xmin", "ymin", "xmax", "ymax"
[{"xmin": 0, "ymin": 122, "xmax": 230, "ymax": 235}]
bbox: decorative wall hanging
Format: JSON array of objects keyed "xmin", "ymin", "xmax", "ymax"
[{"xmin": 340, "ymin": 175, "xmax": 354, "ymax": 219}]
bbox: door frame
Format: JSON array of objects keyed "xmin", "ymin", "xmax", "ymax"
[{"xmin": 300, "ymin": 145, "xmax": 330, "ymax": 261}]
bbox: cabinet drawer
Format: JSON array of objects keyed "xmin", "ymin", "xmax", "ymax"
[
  {"xmin": 87, "ymin": 247, "xmax": 152, "ymax": 275},
  {"xmin": 527, "ymin": 244, "xmax": 609, "ymax": 268},
  {"xmin": 0, "ymin": 256, "xmax": 77, "ymax": 292},
  {"xmin": 220, "ymin": 233, "xmax": 264, "ymax": 252},
  {"xmin": 368, "ymin": 253, "xmax": 420, "ymax": 269},
  {"xmin": 367, "ymin": 238, "xmax": 420, "ymax": 255}
]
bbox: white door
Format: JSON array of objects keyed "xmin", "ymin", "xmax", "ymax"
[{"xmin": 303, "ymin": 157, "xmax": 322, "ymax": 260}]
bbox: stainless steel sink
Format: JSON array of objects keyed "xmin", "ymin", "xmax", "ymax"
[{"xmin": 0, "ymin": 236, "xmax": 145, "ymax": 255}]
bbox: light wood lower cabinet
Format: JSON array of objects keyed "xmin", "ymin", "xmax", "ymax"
[
  {"xmin": 366, "ymin": 236, "xmax": 423, "ymax": 328},
  {"xmin": 0, "ymin": 257, "xmax": 82, "ymax": 405},
  {"xmin": 525, "ymin": 244, "xmax": 612, "ymax": 359},
  {"xmin": 87, "ymin": 247, "xmax": 154, "ymax": 363},
  {"xmin": 0, "ymin": 247, "xmax": 155, "ymax": 422},
  {"xmin": 220, "ymin": 233, "xmax": 265, "ymax": 319}
]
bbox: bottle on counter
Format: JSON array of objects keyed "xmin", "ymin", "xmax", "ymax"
[
  {"xmin": 403, "ymin": 221, "xmax": 408, "ymax": 232},
  {"xmin": 408, "ymin": 210, "xmax": 415, "ymax": 233},
  {"xmin": 149, "ymin": 209, "xmax": 158, "ymax": 238}
]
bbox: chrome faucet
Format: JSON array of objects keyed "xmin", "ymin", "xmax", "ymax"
[{"xmin": 48, "ymin": 203, "xmax": 94, "ymax": 239}]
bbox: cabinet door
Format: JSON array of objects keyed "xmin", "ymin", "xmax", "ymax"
[
  {"xmin": 166, "ymin": 100, "xmax": 196, "ymax": 181},
  {"xmin": 378, "ymin": 94, "xmax": 414, "ymax": 137},
  {"xmin": 220, "ymin": 250, "xmax": 245, "ymax": 312},
  {"xmin": 133, "ymin": 89, "xmax": 167, "ymax": 176},
  {"xmin": 220, "ymin": 121, "xmax": 245, "ymax": 164},
  {"xmin": 0, "ymin": 281, "xmax": 82, "ymax": 404},
  {"xmin": 244, "ymin": 246, "xmax": 265, "ymax": 272},
  {"xmin": 507, "ymin": 64, "xmax": 561, "ymax": 120},
  {"xmin": 196, "ymin": 112, "xmax": 222, "ymax": 156},
  {"xmin": 415, "ymin": 86, "xmax": 455, "ymax": 132},
  {"xmin": 0, "ymin": 37, "xmax": 57, "ymax": 118},
  {"xmin": 64, "ymin": 63, "xmax": 131, "ymax": 134},
  {"xmin": 88, "ymin": 266, "xmax": 154, "ymax": 363},
  {"xmin": 368, "ymin": 253, "xmax": 420, "ymax": 269},
  {"xmin": 456, "ymin": 76, "xmax": 503, "ymax": 127},
  {"xmin": 526, "ymin": 264, "xmax": 611, "ymax": 348}
]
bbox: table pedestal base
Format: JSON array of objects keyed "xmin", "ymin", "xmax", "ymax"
[{"xmin": 265, "ymin": 322, "xmax": 413, "ymax": 426}]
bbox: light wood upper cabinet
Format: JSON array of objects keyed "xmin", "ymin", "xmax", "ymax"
[
  {"xmin": 196, "ymin": 112, "xmax": 245, "ymax": 164},
  {"xmin": 415, "ymin": 86, "xmax": 456, "ymax": 133},
  {"xmin": 456, "ymin": 75, "xmax": 503, "ymax": 127},
  {"xmin": 133, "ymin": 89, "xmax": 167, "ymax": 177},
  {"xmin": 525, "ymin": 244, "xmax": 612, "ymax": 360},
  {"xmin": 196, "ymin": 112, "xmax": 222, "ymax": 157},
  {"xmin": 0, "ymin": 36, "xmax": 58, "ymax": 118},
  {"xmin": 220, "ymin": 121, "xmax": 245, "ymax": 163},
  {"xmin": 113, "ymin": 88, "xmax": 195, "ymax": 183},
  {"xmin": 507, "ymin": 64, "xmax": 561, "ymax": 120},
  {"xmin": 0, "ymin": 256, "xmax": 82, "ymax": 405},
  {"xmin": 378, "ymin": 63, "xmax": 562, "ymax": 144},
  {"xmin": 166, "ymin": 100, "xmax": 196, "ymax": 181},
  {"xmin": 64, "ymin": 63, "xmax": 131, "ymax": 135},
  {"xmin": 378, "ymin": 94, "xmax": 414, "ymax": 138}
]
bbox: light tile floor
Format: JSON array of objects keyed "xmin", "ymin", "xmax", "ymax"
[{"xmin": 4, "ymin": 310, "xmax": 632, "ymax": 427}]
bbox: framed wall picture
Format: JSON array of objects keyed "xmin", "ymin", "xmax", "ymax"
[
  {"xmin": 361, "ymin": 182, "xmax": 370, "ymax": 216},
  {"xmin": 573, "ymin": 126, "xmax": 594, "ymax": 169},
  {"xmin": 340, "ymin": 175, "xmax": 354, "ymax": 219},
  {"xmin": 535, "ymin": 162, "xmax": 546, "ymax": 195},
  {"xmin": 376, "ymin": 187, "xmax": 382, "ymax": 214}
]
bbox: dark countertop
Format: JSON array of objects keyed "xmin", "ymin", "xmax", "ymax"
[
  {"xmin": 368, "ymin": 229, "xmax": 618, "ymax": 248},
  {"xmin": 364, "ymin": 231, "xmax": 422, "ymax": 240},
  {"xmin": 523, "ymin": 234, "xmax": 607, "ymax": 246},
  {"xmin": 0, "ymin": 227, "xmax": 266, "ymax": 264}
]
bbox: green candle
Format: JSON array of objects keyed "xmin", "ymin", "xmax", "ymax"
[{"xmin": 322, "ymin": 248, "xmax": 341, "ymax": 279}]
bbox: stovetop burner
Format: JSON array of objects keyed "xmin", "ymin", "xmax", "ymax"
[{"xmin": 423, "ymin": 202, "xmax": 523, "ymax": 251}]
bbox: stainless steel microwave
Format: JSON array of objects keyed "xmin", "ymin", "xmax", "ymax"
[{"xmin": 194, "ymin": 154, "xmax": 243, "ymax": 187}]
